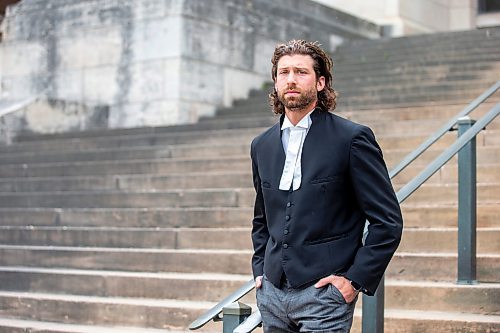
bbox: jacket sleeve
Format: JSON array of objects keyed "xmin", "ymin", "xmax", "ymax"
[
  {"xmin": 250, "ymin": 141, "xmax": 269, "ymax": 279},
  {"xmin": 344, "ymin": 126, "xmax": 403, "ymax": 295}
]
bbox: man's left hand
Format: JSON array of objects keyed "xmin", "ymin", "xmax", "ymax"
[{"xmin": 314, "ymin": 275, "xmax": 359, "ymax": 303}]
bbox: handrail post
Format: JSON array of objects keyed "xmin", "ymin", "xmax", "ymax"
[
  {"xmin": 456, "ymin": 116, "xmax": 477, "ymax": 284},
  {"xmin": 362, "ymin": 277, "xmax": 384, "ymax": 333},
  {"xmin": 222, "ymin": 302, "xmax": 252, "ymax": 333}
]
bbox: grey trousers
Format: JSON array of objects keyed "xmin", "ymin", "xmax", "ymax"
[{"xmin": 256, "ymin": 275, "xmax": 358, "ymax": 333}]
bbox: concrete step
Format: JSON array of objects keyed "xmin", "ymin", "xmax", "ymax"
[
  {"xmin": 0, "ymin": 188, "xmax": 255, "ymax": 208},
  {"xmin": 0, "ymin": 226, "xmax": 498, "ymax": 254},
  {"xmin": 2, "ymin": 120, "xmax": 499, "ymax": 167},
  {"xmin": 0, "ymin": 268, "xmax": 252, "ymax": 303},
  {"xmin": 0, "ymin": 307, "xmax": 498, "ymax": 333},
  {"xmin": 336, "ymin": 77, "xmax": 500, "ymax": 97},
  {"xmin": 2, "ymin": 132, "xmax": 500, "ymax": 178},
  {"xmin": 0, "ymin": 246, "xmax": 497, "ymax": 282},
  {"xmin": 0, "ymin": 291, "xmax": 216, "ymax": 330},
  {"xmin": 0, "ymin": 203, "xmax": 499, "ymax": 229},
  {"xmin": 216, "ymin": 101, "xmax": 500, "ymax": 125},
  {"xmin": 335, "ymin": 56, "xmax": 500, "ymax": 74},
  {"xmin": 336, "ymin": 31, "xmax": 500, "ymax": 52},
  {"xmin": 228, "ymin": 84, "xmax": 499, "ymax": 114},
  {"xmin": 0, "ymin": 182, "xmax": 498, "ymax": 208},
  {"xmin": 344, "ymin": 100, "xmax": 500, "ymax": 122},
  {"xmin": 8, "ymin": 95, "xmax": 499, "ymax": 150},
  {"xmin": 4, "ymin": 103, "xmax": 499, "ymax": 155},
  {"xmin": 401, "ymin": 204, "xmax": 500, "ymax": 228},
  {"xmin": 373, "ymin": 309, "xmax": 500, "ymax": 333},
  {"xmin": 335, "ymin": 76, "xmax": 499, "ymax": 93},
  {"xmin": 0, "ymin": 226, "xmax": 244, "ymax": 250},
  {"xmin": 0, "ymin": 157, "xmax": 500, "ymax": 192},
  {"xmin": 0, "ymin": 226, "xmax": 181, "ymax": 249},
  {"xmin": 392, "ymin": 163, "xmax": 500, "ymax": 185},
  {"xmin": 0, "ymin": 172, "xmax": 253, "ymax": 192},
  {"xmin": 335, "ymin": 28, "xmax": 500, "ymax": 53},
  {"xmin": 0, "ymin": 143, "xmax": 252, "ymax": 165},
  {"xmin": 398, "ymin": 227, "xmax": 500, "ymax": 253},
  {"xmin": 339, "ymin": 90, "xmax": 499, "ymax": 110},
  {"xmin": 0, "ymin": 268, "xmax": 497, "ymax": 315},
  {"xmin": 12, "ymin": 120, "xmax": 264, "ymax": 144},
  {"xmin": 334, "ymin": 64, "xmax": 500, "ymax": 83},
  {"xmin": 381, "ymin": 281, "xmax": 500, "ymax": 315},
  {"xmin": 388, "ymin": 252, "xmax": 499, "ymax": 282},
  {"xmin": 242, "ymin": 108, "xmax": 500, "ymax": 132},
  {"xmin": 0, "ymin": 143, "xmax": 498, "ymax": 183},
  {"xmin": 0, "ymin": 156, "xmax": 253, "ymax": 178},
  {"xmin": 2, "ymin": 128, "xmax": 265, "ymax": 154},
  {"xmin": 335, "ymin": 39, "xmax": 500, "ymax": 56},
  {"xmin": 0, "ymin": 207, "xmax": 254, "ymax": 228},
  {"xmin": 0, "ymin": 245, "xmax": 254, "ymax": 275},
  {"xmin": 337, "ymin": 38, "xmax": 500, "ymax": 59},
  {"xmin": 398, "ymin": 183, "xmax": 500, "ymax": 205},
  {"xmin": 335, "ymin": 38, "xmax": 500, "ymax": 54},
  {"xmin": 334, "ymin": 54, "xmax": 500, "ymax": 73},
  {"xmin": 4, "ymin": 124, "xmax": 499, "ymax": 168},
  {"xmin": 0, "ymin": 318, "xmax": 196, "ymax": 333},
  {"xmin": 385, "ymin": 146, "xmax": 500, "ymax": 168}
]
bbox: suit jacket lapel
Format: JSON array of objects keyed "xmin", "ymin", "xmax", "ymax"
[
  {"xmin": 268, "ymin": 115, "xmax": 286, "ymax": 188},
  {"xmin": 301, "ymin": 109, "xmax": 324, "ymax": 177}
]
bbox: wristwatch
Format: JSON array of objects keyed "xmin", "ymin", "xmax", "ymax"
[{"xmin": 348, "ymin": 279, "xmax": 363, "ymax": 292}]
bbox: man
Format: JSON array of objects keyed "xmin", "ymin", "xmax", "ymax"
[{"xmin": 250, "ymin": 40, "xmax": 403, "ymax": 332}]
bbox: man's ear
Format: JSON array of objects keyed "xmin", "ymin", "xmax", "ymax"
[{"xmin": 317, "ymin": 76, "xmax": 326, "ymax": 92}]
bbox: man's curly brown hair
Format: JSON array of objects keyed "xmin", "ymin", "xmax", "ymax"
[{"xmin": 269, "ymin": 40, "xmax": 337, "ymax": 115}]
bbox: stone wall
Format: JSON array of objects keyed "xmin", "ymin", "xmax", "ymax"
[
  {"xmin": 0, "ymin": 0, "xmax": 380, "ymax": 135},
  {"xmin": 312, "ymin": 0, "xmax": 481, "ymax": 37}
]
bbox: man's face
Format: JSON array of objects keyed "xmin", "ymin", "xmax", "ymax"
[{"xmin": 275, "ymin": 54, "xmax": 325, "ymax": 112}]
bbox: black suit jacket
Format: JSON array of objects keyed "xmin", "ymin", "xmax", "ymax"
[{"xmin": 250, "ymin": 108, "xmax": 403, "ymax": 295}]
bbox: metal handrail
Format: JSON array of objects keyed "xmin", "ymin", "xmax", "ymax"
[
  {"xmin": 188, "ymin": 85, "xmax": 500, "ymax": 331},
  {"xmin": 0, "ymin": 92, "xmax": 47, "ymax": 145},
  {"xmin": 233, "ymin": 311, "xmax": 262, "ymax": 333},
  {"xmin": 188, "ymin": 280, "xmax": 255, "ymax": 330},
  {"xmin": 389, "ymin": 80, "xmax": 499, "ymax": 178},
  {"xmin": 396, "ymin": 103, "xmax": 499, "ymax": 203},
  {"xmin": 0, "ymin": 94, "xmax": 45, "ymax": 119}
]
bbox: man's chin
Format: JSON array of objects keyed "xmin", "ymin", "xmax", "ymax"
[
  {"xmin": 286, "ymin": 106, "xmax": 305, "ymax": 112},
  {"xmin": 285, "ymin": 101, "xmax": 310, "ymax": 112}
]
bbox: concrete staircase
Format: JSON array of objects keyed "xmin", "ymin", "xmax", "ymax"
[{"xmin": 0, "ymin": 27, "xmax": 499, "ymax": 332}]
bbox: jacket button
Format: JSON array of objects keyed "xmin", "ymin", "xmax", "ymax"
[
  {"xmin": 285, "ymin": 215, "xmax": 290, "ymax": 221},
  {"xmin": 284, "ymin": 229, "xmax": 289, "ymax": 235},
  {"xmin": 286, "ymin": 202, "xmax": 291, "ymax": 207},
  {"xmin": 283, "ymin": 243, "xmax": 288, "ymax": 249}
]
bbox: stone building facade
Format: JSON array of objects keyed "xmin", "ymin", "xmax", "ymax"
[
  {"xmin": 313, "ymin": 0, "xmax": 500, "ymax": 36},
  {"xmin": 1, "ymin": 0, "xmax": 497, "ymax": 138},
  {"xmin": 0, "ymin": 0, "xmax": 379, "ymax": 137}
]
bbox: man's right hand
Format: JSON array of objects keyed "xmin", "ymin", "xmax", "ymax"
[{"xmin": 255, "ymin": 275, "xmax": 263, "ymax": 288}]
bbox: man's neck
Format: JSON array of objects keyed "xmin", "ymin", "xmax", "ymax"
[{"xmin": 284, "ymin": 104, "xmax": 316, "ymax": 126}]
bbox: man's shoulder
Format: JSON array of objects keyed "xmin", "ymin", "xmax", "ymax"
[{"xmin": 323, "ymin": 111, "xmax": 369, "ymax": 135}]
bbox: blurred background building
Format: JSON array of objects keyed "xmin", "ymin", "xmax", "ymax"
[{"xmin": 0, "ymin": 0, "xmax": 498, "ymax": 138}]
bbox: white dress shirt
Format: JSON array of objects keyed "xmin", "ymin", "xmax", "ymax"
[{"xmin": 279, "ymin": 111, "xmax": 313, "ymax": 191}]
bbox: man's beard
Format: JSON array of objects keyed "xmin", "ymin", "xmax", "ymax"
[{"xmin": 278, "ymin": 86, "xmax": 317, "ymax": 112}]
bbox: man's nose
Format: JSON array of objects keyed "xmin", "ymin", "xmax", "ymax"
[{"xmin": 286, "ymin": 72, "xmax": 297, "ymax": 84}]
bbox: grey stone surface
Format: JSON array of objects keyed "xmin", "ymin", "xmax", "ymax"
[{"xmin": 0, "ymin": 0, "xmax": 380, "ymax": 138}]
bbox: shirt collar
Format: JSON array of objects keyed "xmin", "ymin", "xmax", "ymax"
[{"xmin": 281, "ymin": 110, "xmax": 314, "ymax": 131}]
